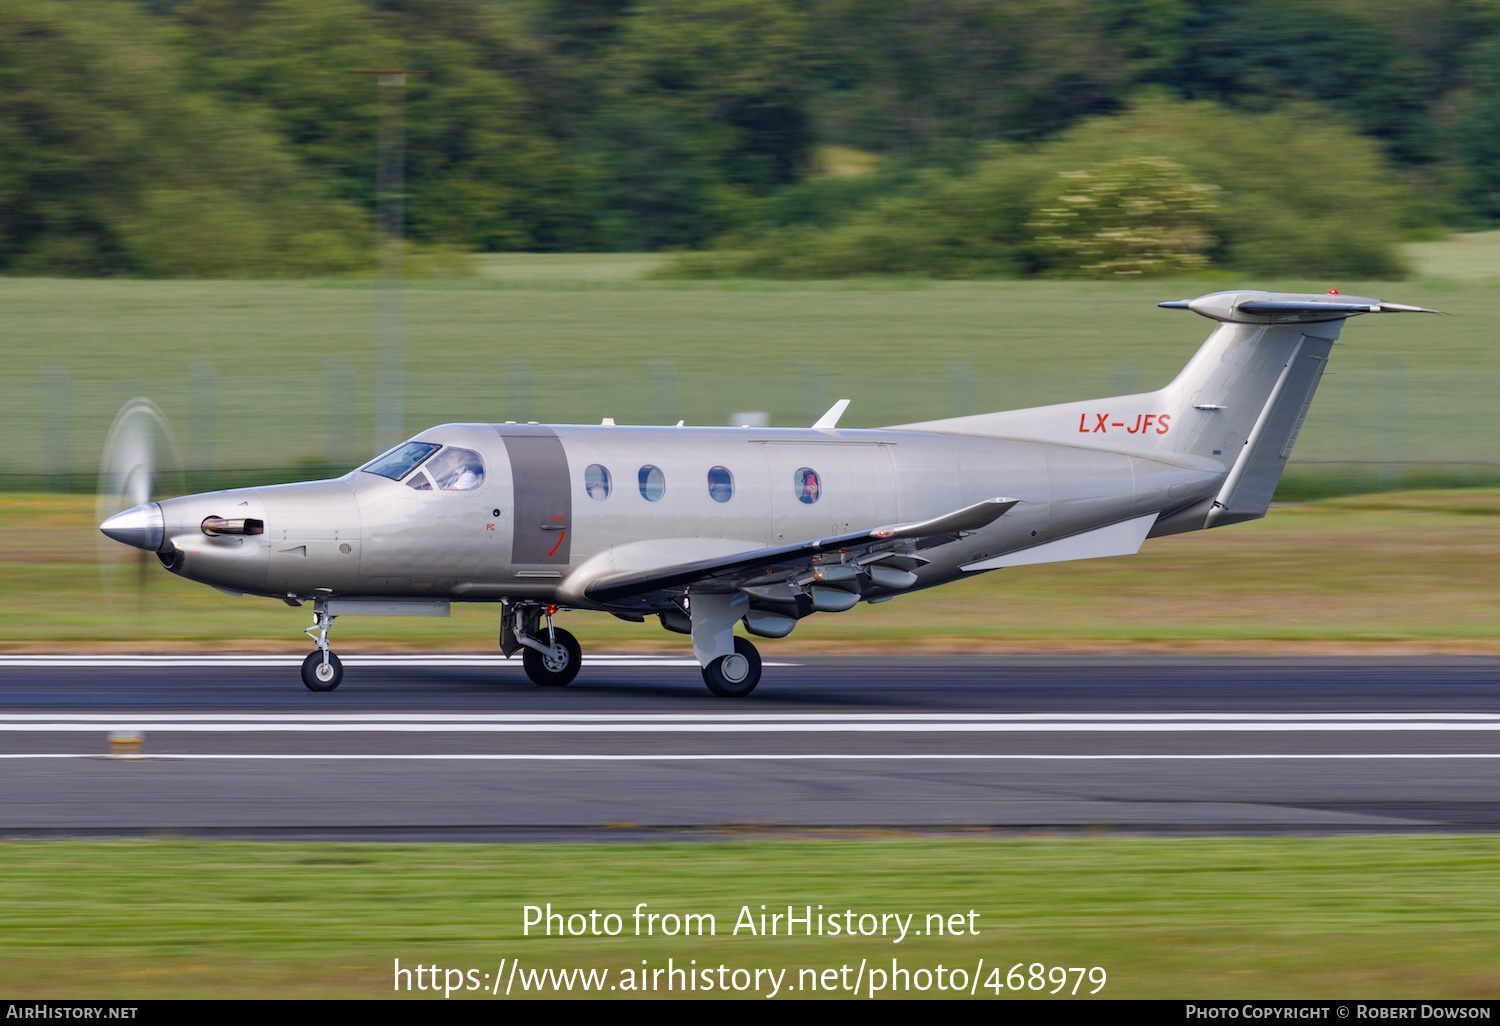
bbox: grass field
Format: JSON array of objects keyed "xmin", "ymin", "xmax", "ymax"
[
  {"xmin": 3, "ymin": 235, "xmax": 1500, "ymax": 493},
  {"xmin": 2, "ymin": 239, "xmax": 1499, "ymax": 649},
  {"xmin": 8, "ymin": 488, "xmax": 1497, "ymax": 652},
  {"xmin": 2, "ymin": 837, "xmax": 1496, "ymax": 999}
]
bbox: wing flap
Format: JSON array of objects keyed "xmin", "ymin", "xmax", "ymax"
[{"xmin": 960, "ymin": 512, "xmax": 1157, "ymax": 571}]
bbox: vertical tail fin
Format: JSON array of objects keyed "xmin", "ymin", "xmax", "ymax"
[
  {"xmin": 893, "ymin": 290, "xmax": 1439, "ymax": 528},
  {"xmin": 1160, "ymin": 292, "xmax": 1436, "ymax": 527},
  {"xmin": 1186, "ymin": 319, "xmax": 1333, "ymax": 527}
]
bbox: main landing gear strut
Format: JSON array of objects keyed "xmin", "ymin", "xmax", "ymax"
[
  {"xmin": 686, "ymin": 593, "xmax": 762, "ymax": 697},
  {"xmin": 507, "ymin": 602, "xmax": 582, "ymax": 688},
  {"xmin": 301, "ymin": 599, "xmax": 343, "ymax": 692},
  {"xmin": 502, "ymin": 597, "xmax": 762, "ymax": 696}
]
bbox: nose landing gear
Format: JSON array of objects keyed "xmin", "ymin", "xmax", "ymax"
[{"xmin": 301, "ymin": 600, "xmax": 343, "ymax": 692}]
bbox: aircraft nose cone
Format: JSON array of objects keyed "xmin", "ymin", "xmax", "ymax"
[{"xmin": 100, "ymin": 502, "xmax": 164, "ymax": 552}]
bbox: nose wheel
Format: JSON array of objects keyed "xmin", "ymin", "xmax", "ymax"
[
  {"xmin": 702, "ymin": 636, "xmax": 761, "ymax": 697},
  {"xmin": 301, "ymin": 600, "xmax": 343, "ymax": 692},
  {"xmin": 301, "ymin": 650, "xmax": 343, "ymax": 691}
]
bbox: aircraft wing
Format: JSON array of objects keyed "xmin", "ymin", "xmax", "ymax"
[{"xmin": 582, "ymin": 497, "xmax": 1018, "ymax": 605}]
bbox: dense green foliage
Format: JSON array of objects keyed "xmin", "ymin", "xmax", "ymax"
[
  {"xmin": 665, "ymin": 101, "xmax": 1414, "ymax": 279},
  {"xmin": 172, "ymin": 0, "xmax": 598, "ymax": 253},
  {"xmin": 3, "ymin": 0, "xmax": 1499, "ymax": 276},
  {"xmin": 1024, "ymin": 156, "xmax": 1221, "ymax": 278},
  {"xmin": 0, "ymin": 1, "xmax": 369, "ymax": 276}
]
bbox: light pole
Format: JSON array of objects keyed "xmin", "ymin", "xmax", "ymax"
[{"xmin": 354, "ymin": 69, "xmax": 428, "ymax": 456}]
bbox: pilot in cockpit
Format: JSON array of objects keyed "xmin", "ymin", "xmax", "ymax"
[{"xmin": 424, "ymin": 447, "xmax": 485, "ymax": 491}]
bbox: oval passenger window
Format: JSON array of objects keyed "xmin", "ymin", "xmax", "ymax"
[
  {"xmin": 585, "ymin": 464, "xmax": 612, "ymax": 501},
  {"xmin": 794, "ymin": 467, "xmax": 821, "ymax": 505},
  {"xmin": 639, "ymin": 465, "xmax": 665, "ymax": 502},
  {"xmin": 707, "ymin": 466, "xmax": 733, "ymax": 503}
]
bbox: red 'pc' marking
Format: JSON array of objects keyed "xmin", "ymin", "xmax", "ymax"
[{"xmin": 547, "ymin": 530, "xmax": 565, "ymax": 558}]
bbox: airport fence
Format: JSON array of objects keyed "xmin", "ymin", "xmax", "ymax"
[{"xmin": 4, "ymin": 361, "xmax": 1497, "ymax": 501}]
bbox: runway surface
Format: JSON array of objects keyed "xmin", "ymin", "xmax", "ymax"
[{"xmin": 2, "ymin": 653, "xmax": 1498, "ymax": 839}]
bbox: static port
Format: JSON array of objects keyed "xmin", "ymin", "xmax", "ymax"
[{"xmin": 202, "ymin": 516, "xmax": 265, "ymax": 536}]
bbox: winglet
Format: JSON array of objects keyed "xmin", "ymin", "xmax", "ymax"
[
  {"xmin": 812, "ymin": 399, "xmax": 851, "ymax": 429},
  {"xmin": 869, "ymin": 497, "xmax": 1018, "ymax": 540}
]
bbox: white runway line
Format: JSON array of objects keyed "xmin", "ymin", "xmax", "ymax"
[
  {"xmin": 5, "ymin": 712, "xmax": 1499, "ymax": 722},
  {"xmin": 0, "ymin": 655, "xmax": 757, "ymax": 669},
  {"xmin": 4, "ymin": 713, "xmax": 1500, "ymax": 733},
  {"xmin": 4, "ymin": 752, "xmax": 1500, "ymax": 761}
]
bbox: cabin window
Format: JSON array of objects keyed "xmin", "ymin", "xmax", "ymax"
[
  {"xmin": 426, "ymin": 447, "xmax": 486, "ymax": 491},
  {"xmin": 360, "ymin": 441, "xmax": 441, "ymax": 481},
  {"xmin": 585, "ymin": 464, "xmax": 612, "ymax": 501},
  {"xmin": 638, "ymin": 465, "xmax": 666, "ymax": 502},
  {"xmin": 794, "ymin": 467, "xmax": 821, "ymax": 504},
  {"xmin": 707, "ymin": 466, "xmax": 734, "ymax": 503},
  {"xmin": 406, "ymin": 471, "xmax": 433, "ymax": 491}
]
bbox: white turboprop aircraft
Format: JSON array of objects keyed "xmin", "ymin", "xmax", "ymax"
[{"xmin": 99, "ymin": 290, "xmax": 1436, "ymax": 696}]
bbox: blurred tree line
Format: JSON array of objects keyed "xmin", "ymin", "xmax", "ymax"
[{"xmin": 3, "ymin": 0, "xmax": 1498, "ymax": 277}]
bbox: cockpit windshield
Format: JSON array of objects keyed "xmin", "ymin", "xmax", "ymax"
[{"xmin": 360, "ymin": 441, "xmax": 441, "ymax": 481}]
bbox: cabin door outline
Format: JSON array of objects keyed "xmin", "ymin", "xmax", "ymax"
[{"xmin": 499, "ymin": 426, "xmax": 572, "ymax": 565}]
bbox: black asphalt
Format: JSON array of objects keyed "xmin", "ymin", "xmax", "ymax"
[
  {"xmin": 1, "ymin": 653, "xmax": 1498, "ymax": 711},
  {"xmin": 2, "ymin": 655, "xmax": 1498, "ymax": 839}
]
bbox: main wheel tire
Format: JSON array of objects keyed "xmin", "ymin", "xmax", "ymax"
[
  {"xmin": 522, "ymin": 626, "xmax": 581, "ymax": 687},
  {"xmin": 301, "ymin": 650, "xmax": 343, "ymax": 692},
  {"xmin": 702, "ymin": 636, "xmax": 762, "ymax": 697}
]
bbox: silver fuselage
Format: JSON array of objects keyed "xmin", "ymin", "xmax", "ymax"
[{"xmin": 151, "ymin": 422, "xmax": 1220, "ymax": 610}]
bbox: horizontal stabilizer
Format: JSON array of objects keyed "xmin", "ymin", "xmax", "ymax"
[
  {"xmin": 1159, "ymin": 291, "xmax": 1440, "ymax": 324},
  {"xmin": 1238, "ymin": 301, "xmax": 1383, "ymax": 316}
]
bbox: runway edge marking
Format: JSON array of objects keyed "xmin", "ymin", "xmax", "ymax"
[{"xmin": 6, "ymin": 752, "xmax": 1500, "ymax": 761}]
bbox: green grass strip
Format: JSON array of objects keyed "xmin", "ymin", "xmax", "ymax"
[{"xmin": 1, "ymin": 837, "xmax": 1498, "ymax": 998}]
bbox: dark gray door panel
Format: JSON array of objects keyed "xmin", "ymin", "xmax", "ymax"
[{"xmin": 500, "ymin": 426, "xmax": 572, "ymax": 564}]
